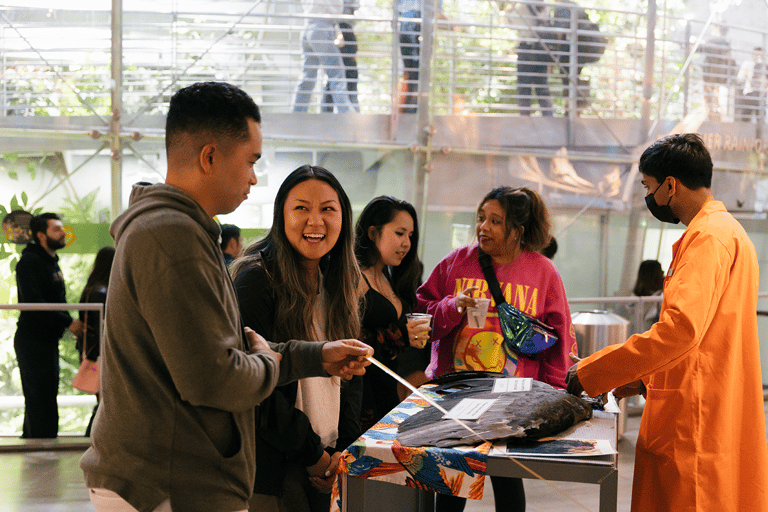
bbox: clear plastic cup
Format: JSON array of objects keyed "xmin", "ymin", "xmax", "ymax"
[
  {"xmin": 467, "ymin": 298, "xmax": 491, "ymax": 329},
  {"xmin": 406, "ymin": 313, "xmax": 432, "ymax": 348},
  {"xmin": 406, "ymin": 313, "xmax": 432, "ymax": 329}
]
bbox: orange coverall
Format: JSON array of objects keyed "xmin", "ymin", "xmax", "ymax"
[{"xmin": 578, "ymin": 200, "xmax": 768, "ymax": 512}]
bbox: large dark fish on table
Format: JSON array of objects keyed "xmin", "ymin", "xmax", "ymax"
[{"xmin": 396, "ymin": 377, "xmax": 593, "ymax": 448}]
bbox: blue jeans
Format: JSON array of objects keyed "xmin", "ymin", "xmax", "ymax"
[{"xmin": 293, "ymin": 20, "xmax": 356, "ymax": 113}]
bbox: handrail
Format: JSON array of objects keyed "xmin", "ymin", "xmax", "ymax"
[
  {"xmin": 3, "ymin": 1, "xmax": 767, "ymax": 120},
  {"xmin": 0, "ymin": 303, "xmax": 102, "ymax": 312}
]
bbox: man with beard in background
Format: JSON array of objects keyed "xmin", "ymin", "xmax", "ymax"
[{"xmin": 14, "ymin": 212, "xmax": 83, "ymax": 438}]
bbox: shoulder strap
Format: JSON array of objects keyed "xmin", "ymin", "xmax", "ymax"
[
  {"xmin": 82, "ymin": 290, "xmax": 91, "ymax": 355},
  {"xmin": 478, "ymin": 249, "xmax": 506, "ymax": 306}
]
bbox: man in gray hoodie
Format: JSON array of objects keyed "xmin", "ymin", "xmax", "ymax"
[{"xmin": 80, "ymin": 82, "xmax": 372, "ymax": 512}]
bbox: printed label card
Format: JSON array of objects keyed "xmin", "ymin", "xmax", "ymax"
[
  {"xmin": 493, "ymin": 378, "xmax": 533, "ymax": 393},
  {"xmin": 443, "ymin": 398, "xmax": 497, "ymax": 420}
]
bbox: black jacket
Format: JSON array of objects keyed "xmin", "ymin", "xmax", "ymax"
[
  {"xmin": 15, "ymin": 242, "xmax": 73, "ymax": 340},
  {"xmin": 234, "ymin": 253, "xmax": 363, "ymax": 496}
]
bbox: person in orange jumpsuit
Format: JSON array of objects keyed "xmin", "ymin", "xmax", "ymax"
[{"xmin": 566, "ymin": 133, "xmax": 768, "ymax": 512}]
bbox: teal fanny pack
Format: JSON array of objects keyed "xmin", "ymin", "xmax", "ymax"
[{"xmin": 479, "ymin": 249, "xmax": 558, "ymax": 357}]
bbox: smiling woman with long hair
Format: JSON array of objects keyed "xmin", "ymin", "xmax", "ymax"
[{"xmin": 231, "ymin": 165, "xmax": 361, "ymax": 512}]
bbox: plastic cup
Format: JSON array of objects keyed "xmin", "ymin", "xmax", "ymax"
[
  {"xmin": 406, "ymin": 313, "xmax": 432, "ymax": 329},
  {"xmin": 467, "ymin": 298, "xmax": 491, "ymax": 329},
  {"xmin": 406, "ymin": 313, "xmax": 432, "ymax": 348}
]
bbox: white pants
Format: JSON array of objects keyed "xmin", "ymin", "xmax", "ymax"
[{"xmin": 89, "ymin": 488, "xmax": 247, "ymax": 512}]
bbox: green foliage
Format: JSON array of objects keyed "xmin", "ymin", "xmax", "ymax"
[
  {"xmin": 2, "ymin": 154, "xmax": 37, "ymax": 185},
  {"xmin": 4, "ymin": 64, "xmax": 111, "ymax": 117},
  {"xmin": 60, "ymin": 190, "xmax": 110, "ymax": 224}
]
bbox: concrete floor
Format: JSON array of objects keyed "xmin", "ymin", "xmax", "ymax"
[{"xmin": 0, "ymin": 402, "xmax": 766, "ymax": 512}]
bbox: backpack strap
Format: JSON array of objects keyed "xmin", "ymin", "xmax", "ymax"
[{"xmin": 478, "ymin": 248, "xmax": 506, "ymax": 306}]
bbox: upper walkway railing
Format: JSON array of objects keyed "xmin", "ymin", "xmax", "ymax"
[{"xmin": 2, "ymin": 1, "xmax": 767, "ymax": 124}]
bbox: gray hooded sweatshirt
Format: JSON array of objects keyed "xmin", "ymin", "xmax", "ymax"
[{"xmin": 80, "ymin": 183, "xmax": 326, "ymax": 512}]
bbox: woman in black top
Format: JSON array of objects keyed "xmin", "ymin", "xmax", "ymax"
[
  {"xmin": 354, "ymin": 196, "xmax": 429, "ymax": 431},
  {"xmin": 231, "ymin": 165, "xmax": 361, "ymax": 512},
  {"xmin": 76, "ymin": 246, "xmax": 115, "ymax": 436}
]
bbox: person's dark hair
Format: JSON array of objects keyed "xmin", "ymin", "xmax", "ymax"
[
  {"xmin": 220, "ymin": 224, "xmax": 241, "ymax": 252},
  {"xmin": 165, "ymin": 82, "xmax": 261, "ymax": 154},
  {"xmin": 355, "ymin": 196, "xmax": 421, "ymax": 311},
  {"xmin": 477, "ymin": 187, "xmax": 551, "ymax": 252},
  {"xmin": 29, "ymin": 212, "xmax": 61, "ymax": 244},
  {"xmin": 541, "ymin": 236, "xmax": 558, "ymax": 259},
  {"xmin": 633, "ymin": 259, "xmax": 664, "ymax": 296},
  {"xmin": 83, "ymin": 247, "xmax": 116, "ymax": 296},
  {"xmin": 231, "ymin": 165, "xmax": 360, "ymax": 342},
  {"xmin": 639, "ymin": 133, "xmax": 712, "ymax": 190}
]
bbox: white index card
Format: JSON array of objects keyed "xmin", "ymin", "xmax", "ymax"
[
  {"xmin": 493, "ymin": 377, "xmax": 533, "ymax": 393},
  {"xmin": 443, "ymin": 398, "xmax": 497, "ymax": 420}
]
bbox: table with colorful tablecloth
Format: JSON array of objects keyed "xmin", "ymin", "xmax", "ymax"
[{"xmin": 332, "ymin": 385, "xmax": 619, "ymax": 512}]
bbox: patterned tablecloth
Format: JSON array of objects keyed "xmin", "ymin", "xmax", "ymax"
[{"xmin": 331, "ymin": 386, "xmax": 491, "ymax": 512}]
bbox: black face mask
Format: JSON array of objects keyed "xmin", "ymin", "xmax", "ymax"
[{"xmin": 645, "ymin": 181, "xmax": 680, "ymax": 224}]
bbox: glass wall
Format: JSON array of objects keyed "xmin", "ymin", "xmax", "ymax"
[{"xmin": 2, "ymin": 0, "xmax": 768, "ymax": 435}]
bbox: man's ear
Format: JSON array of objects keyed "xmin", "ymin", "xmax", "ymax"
[
  {"xmin": 667, "ymin": 176, "xmax": 677, "ymax": 195},
  {"xmin": 200, "ymin": 144, "xmax": 216, "ymax": 174}
]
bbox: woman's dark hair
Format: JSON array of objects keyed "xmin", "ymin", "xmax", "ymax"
[
  {"xmin": 477, "ymin": 186, "xmax": 551, "ymax": 252},
  {"xmin": 354, "ymin": 196, "xmax": 421, "ymax": 311},
  {"xmin": 633, "ymin": 259, "xmax": 664, "ymax": 296},
  {"xmin": 80, "ymin": 246, "xmax": 116, "ymax": 302},
  {"xmin": 231, "ymin": 165, "xmax": 360, "ymax": 342}
]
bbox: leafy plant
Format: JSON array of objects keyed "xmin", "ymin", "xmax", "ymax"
[{"xmin": 59, "ymin": 190, "xmax": 110, "ymax": 224}]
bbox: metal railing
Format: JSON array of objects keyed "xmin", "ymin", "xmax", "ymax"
[
  {"xmin": 0, "ymin": 295, "xmax": 765, "ymax": 438},
  {"xmin": 0, "ymin": 302, "xmax": 103, "ymax": 410},
  {"xmin": 2, "ymin": 1, "xmax": 767, "ymax": 121}
]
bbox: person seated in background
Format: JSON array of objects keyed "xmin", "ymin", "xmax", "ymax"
[{"xmin": 220, "ymin": 223, "xmax": 243, "ymax": 267}]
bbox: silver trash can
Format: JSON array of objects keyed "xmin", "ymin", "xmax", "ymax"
[{"xmin": 571, "ymin": 310, "xmax": 629, "ymax": 437}]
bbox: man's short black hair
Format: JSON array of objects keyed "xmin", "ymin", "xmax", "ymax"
[
  {"xmin": 639, "ymin": 133, "xmax": 713, "ymax": 190},
  {"xmin": 220, "ymin": 224, "xmax": 241, "ymax": 251},
  {"xmin": 165, "ymin": 82, "xmax": 261, "ymax": 154},
  {"xmin": 29, "ymin": 212, "xmax": 60, "ymax": 244}
]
